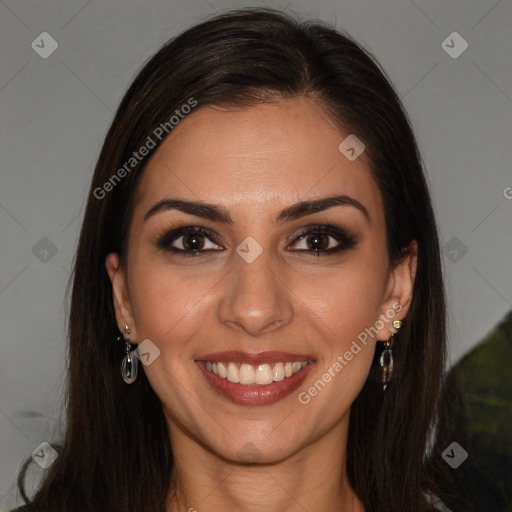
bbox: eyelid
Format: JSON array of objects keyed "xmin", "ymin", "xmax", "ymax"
[{"xmin": 288, "ymin": 223, "xmax": 354, "ymax": 241}]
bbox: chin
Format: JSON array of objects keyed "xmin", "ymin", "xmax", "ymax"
[{"xmin": 207, "ymin": 433, "xmax": 303, "ymax": 466}]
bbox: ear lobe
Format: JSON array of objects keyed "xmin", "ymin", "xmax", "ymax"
[
  {"xmin": 376, "ymin": 240, "xmax": 418, "ymax": 340},
  {"xmin": 105, "ymin": 252, "xmax": 136, "ymax": 336}
]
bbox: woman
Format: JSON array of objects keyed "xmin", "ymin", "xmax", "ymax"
[{"xmin": 13, "ymin": 8, "xmax": 446, "ymax": 512}]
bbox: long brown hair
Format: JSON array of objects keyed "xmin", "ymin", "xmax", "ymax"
[{"xmin": 13, "ymin": 8, "xmax": 446, "ymax": 511}]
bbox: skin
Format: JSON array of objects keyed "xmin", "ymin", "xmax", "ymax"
[{"xmin": 106, "ymin": 96, "xmax": 417, "ymax": 512}]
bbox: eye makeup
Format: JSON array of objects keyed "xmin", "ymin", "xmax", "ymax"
[{"xmin": 154, "ymin": 222, "xmax": 359, "ymax": 258}]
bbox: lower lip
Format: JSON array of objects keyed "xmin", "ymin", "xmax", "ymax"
[{"xmin": 196, "ymin": 361, "xmax": 315, "ymax": 406}]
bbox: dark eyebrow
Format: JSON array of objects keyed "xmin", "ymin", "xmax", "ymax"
[
  {"xmin": 143, "ymin": 195, "xmax": 370, "ymax": 224},
  {"xmin": 276, "ymin": 195, "xmax": 370, "ymax": 224}
]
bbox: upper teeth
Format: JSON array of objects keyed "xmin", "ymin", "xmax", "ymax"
[{"xmin": 205, "ymin": 361, "xmax": 310, "ymax": 386}]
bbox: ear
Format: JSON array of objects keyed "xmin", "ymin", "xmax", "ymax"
[
  {"xmin": 375, "ymin": 240, "xmax": 418, "ymax": 341},
  {"xmin": 105, "ymin": 252, "xmax": 137, "ymax": 339}
]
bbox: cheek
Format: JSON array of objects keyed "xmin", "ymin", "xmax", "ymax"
[
  {"xmin": 291, "ymin": 255, "xmax": 386, "ymax": 395},
  {"xmin": 292, "ymin": 270, "xmax": 382, "ymax": 425},
  {"xmin": 126, "ymin": 261, "xmax": 216, "ymax": 412},
  {"xmin": 129, "ymin": 261, "xmax": 208, "ymax": 347},
  {"xmin": 296, "ymin": 257, "xmax": 387, "ymax": 341}
]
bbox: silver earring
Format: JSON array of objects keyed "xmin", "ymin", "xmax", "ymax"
[
  {"xmin": 380, "ymin": 319, "xmax": 402, "ymax": 391},
  {"xmin": 118, "ymin": 323, "xmax": 138, "ymax": 384}
]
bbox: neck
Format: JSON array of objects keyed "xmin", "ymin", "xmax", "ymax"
[{"xmin": 165, "ymin": 417, "xmax": 365, "ymax": 512}]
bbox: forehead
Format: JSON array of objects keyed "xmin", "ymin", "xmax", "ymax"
[{"xmin": 135, "ymin": 97, "xmax": 382, "ymax": 223}]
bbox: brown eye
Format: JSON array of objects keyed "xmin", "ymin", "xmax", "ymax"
[
  {"xmin": 302, "ymin": 233, "xmax": 331, "ymax": 251},
  {"xmin": 156, "ymin": 226, "xmax": 223, "ymax": 256},
  {"xmin": 181, "ymin": 233, "xmax": 206, "ymax": 251},
  {"xmin": 288, "ymin": 225, "xmax": 358, "ymax": 256}
]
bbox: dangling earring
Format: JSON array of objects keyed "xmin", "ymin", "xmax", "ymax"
[
  {"xmin": 380, "ymin": 319, "xmax": 402, "ymax": 391},
  {"xmin": 116, "ymin": 323, "xmax": 138, "ymax": 384}
]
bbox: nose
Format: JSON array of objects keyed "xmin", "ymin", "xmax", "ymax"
[{"xmin": 217, "ymin": 251, "xmax": 294, "ymax": 338}]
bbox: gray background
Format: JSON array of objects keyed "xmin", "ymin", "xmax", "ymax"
[{"xmin": 1, "ymin": 0, "xmax": 511, "ymax": 508}]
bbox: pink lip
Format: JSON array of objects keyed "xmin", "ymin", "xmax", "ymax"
[{"xmin": 195, "ymin": 352, "xmax": 316, "ymax": 406}]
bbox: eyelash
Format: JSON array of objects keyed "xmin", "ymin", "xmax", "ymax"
[{"xmin": 155, "ymin": 224, "xmax": 358, "ymax": 258}]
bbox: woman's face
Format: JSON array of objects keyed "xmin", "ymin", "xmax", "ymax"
[{"xmin": 106, "ymin": 96, "xmax": 416, "ymax": 463}]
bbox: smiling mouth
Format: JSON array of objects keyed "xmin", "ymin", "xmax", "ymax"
[
  {"xmin": 195, "ymin": 351, "xmax": 316, "ymax": 405},
  {"xmin": 203, "ymin": 360, "xmax": 312, "ymax": 386}
]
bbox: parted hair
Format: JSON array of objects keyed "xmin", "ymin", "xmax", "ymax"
[{"xmin": 13, "ymin": 8, "xmax": 446, "ymax": 512}]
